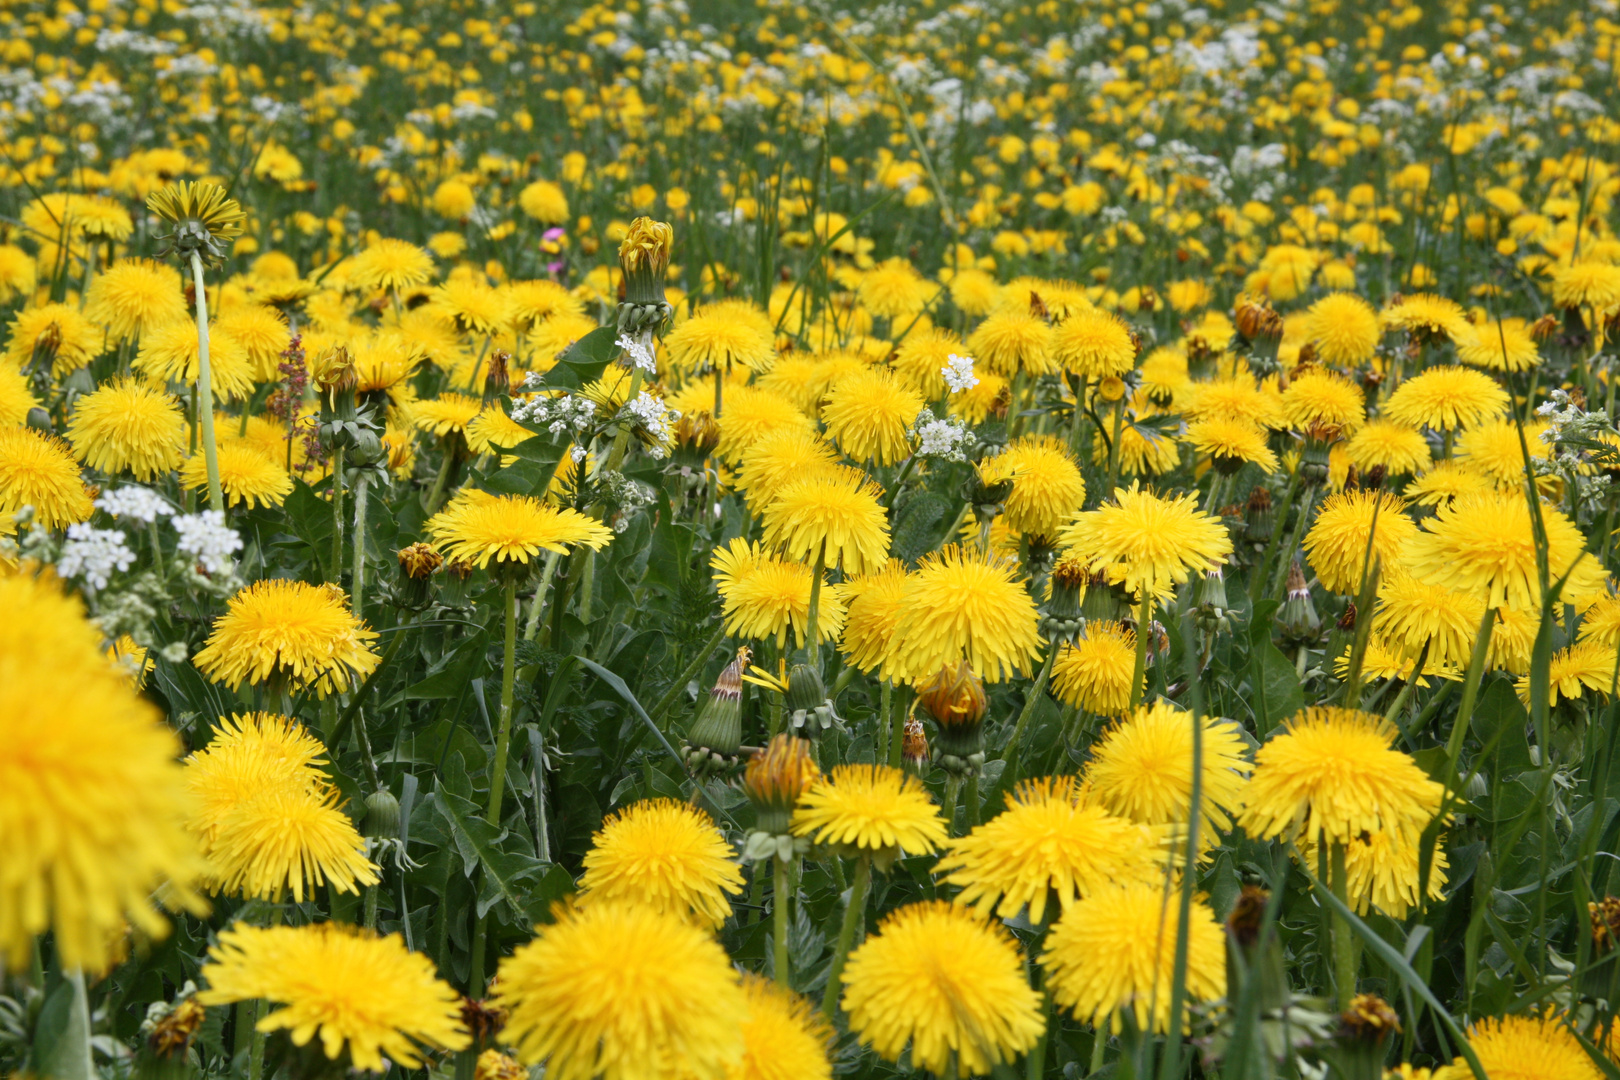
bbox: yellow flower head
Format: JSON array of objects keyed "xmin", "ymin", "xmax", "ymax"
[
  {"xmin": 977, "ymin": 435, "xmax": 1087, "ymax": 538},
  {"xmin": 1058, "ymin": 483, "xmax": 1231, "ymax": 600},
  {"xmin": 1344, "ymin": 420, "xmax": 1431, "ymax": 478},
  {"xmin": 0, "ymin": 427, "xmax": 94, "ymax": 530},
  {"xmin": 67, "ymin": 378, "xmax": 187, "ymax": 481},
  {"xmin": 1381, "ymin": 293, "xmax": 1468, "ymax": 341},
  {"xmin": 1403, "ymin": 490, "xmax": 1606, "ymax": 610},
  {"xmin": 821, "ymin": 367, "xmax": 927, "ymax": 467},
  {"xmin": 1296, "ymin": 827, "xmax": 1447, "ymax": 918},
  {"xmin": 5, "ymin": 303, "xmax": 103, "ymax": 375},
  {"xmin": 518, "ymin": 179, "xmax": 570, "ymax": 225},
  {"xmin": 838, "ymin": 560, "xmax": 912, "ymax": 673},
  {"xmin": 1304, "ymin": 292, "xmax": 1381, "ymax": 365},
  {"xmin": 577, "ymin": 799, "xmax": 744, "ymax": 928},
  {"xmin": 0, "ymin": 572, "xmax": 205, "ymax": 973},
  {"xmin": 1515, "ymin": 641, "xmax": 1619, "ymax": 708},
  {"xmin": 1302, "ymin": 490, "xmax": 1417, "ymax": 595},
  {"xmin": 493, "ymin": 901, "xmax": 746, "ymax": 1080},
  {"xmin": 791, "ymin": 764, "xmax": 948, "ymax": 858},
  {"xmin": 1282, "ymin": 369, "xmax": 1365, "ymax": 433},
  {"xmin": 85, "ymin": 258, "xmax": 188, "ymax": 342},
  {"xmin": 730, "ymin": 976, "xmax": 833, "ymax": 1080},
  {"xmin": 891, "ymin": 327, "xmax": 966, "ymax": 399},
  {"xmin": 1239, "ymin": 707, "xmax": 1444, "ymax": 846},
  {"xmin": 1052, "ymin": 307, "xmax": 1136, "ymax": 379},
  {"xmin": 192, "ymin": 579, "xmax": 381, "ymax": 697},
  {"xmin": 0, "ymin": 366, "xmax": 38, "ymax": 427},
  {"xmin": 182, "ymin": 441, "xmax": 293, "ymax": 509},
  {"xmin": 1087, "ymin": 701, "xmax": 1253, "ymax": 838},
  {"xmin": 618, "ymin": 217, "xmax": 674, "ymax": 275},
  {"xmin": 1373, "ymin": 573, "xmax": 1484, "ymax": 667},
  {"xmin": 1454, "ymin": 417, "xmax": 1553, "ymax": 490},
  {"xmin": 858, "ymin": 258, "xmax": 932, "ymax": 320},
  {"xmin": 1041, "ymin": 883, "xmax": 1226, "ymax": 1034},
  {"xmin": 711, "ymin": 538, "xmax": 847, "ymax": 649},
  {"xmin": 427, "ymin": 490, "xmax": 614, "ymax": 568},
  {"xmin": 885, "ymin": 545, "xmax": 1044, "ymax": 684},
  {"xmin": 759, "ymin": 465, "xmax": 891, "ymax": 575},
  {"xmin": 1455, "ymin": 318, "xmax": 1541, "ymax": 372},
  {"xmin": 666, "ymin": 300, "xmax": 775, "ymax": 375},
  {"xmin": 967, "ymin": 308, "xmax": 1056, "ymax": 377},
  {"xmin": 197, "ymin": 922, "xmax": 468, "ymax": 1071},
  {"xmin": 134, "ymin": 319, "xmax": 258, "ymax": 400},
  {"xmin": 349, "ymin": 238, "xmax": 437, "ymax": 294},
  {"xmin": 716, "ymin": 386, "xmax": 817, "ymax": 463},
  {"xmin": 735, "ymin": 429, "xmax": 841, "ymax": 510},
  {"xmin": 1383, "ymin": 366, "xmax": 1510, "ymax": 432},
  {"xmin": 841, "ymin": 901, "xmax": 1044, "ymax": 1076},
  {"xmin": 937, "ymin": 776, "xmax": 1160, "ymax": 924},
  {"xmin": 1184, "ymin": 416, "xmax": 1279, "ymax": 473},
  {"xmin": 1051, "ymin": 621, "xmax": 1138, "ymax": 717},
  {"xmin": 1432, "ymin": 1011, "xmax": 1603, "ymax": 1080}
]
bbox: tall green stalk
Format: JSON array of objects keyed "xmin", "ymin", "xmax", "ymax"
[
  {"xmin": 774, "ymin": 854, "xmax": 793, "ymax": 989},
  {"xmin": 820, "ymin": 853, "xmax": 872, "ymax": 1019},
  {"xmin": 188, "ymin": 252, "xmax": 223, "ymax": 511}
]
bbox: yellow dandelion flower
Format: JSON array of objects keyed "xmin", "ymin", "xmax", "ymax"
[
  {"xmin": 716, "ymin": 386, "xmax": 817, "ymax": 463},
  {"xmin": 841, "ymin": 901, "xmax": 1044, "ymax": 1076},
  {"xmin": 858, "ymin": 258, "xmax": 932, "ymax": 321},
  {"xmin": 1282, "ymin": 369, "xmax": 1366, "ymax": 433},
  {"xmin": 977, "ymin": 435, "xmax": 1087, "ymax": 538},
  {"xmin": 1405, "ymin": 460, "xmax": 1492, "ymax": 506},
  {"xmin": 518, "ymin": 179, "xmax": 571, "ymax": 225},
  {"xmin": 192, "ymin": 579, "xmax": 381, "ymax": 696},
  {"xmin": 1333, "ymin": 635, "xmax": 1459, "ymax": 686},
  {"xmin": 1515, "ymin": 642, "xmax": 1618, "ymax": 708},
  {"xmin": 1187, "ymin": 376, "xmax": 1286, "ymax": 429},
  {"xmin": 948, "ymin": 268, "xmax": 1002, "ymax": 318},
  {"xmin": 711, "ymin": 538, "xmax": 847, "ymax": 649},
  {"xmin": 1041, "ymin": 883, "xmax": 1226, "ymax": 1034},
  {"xmin": 1432, "ymin": 1011, "xmax": 1602, "ymax": 1080},
  {"xmin": 427, "ymin": 490, "xmax": 613, "ymax": 568},
  {"xmin": 1455, "ymin": 417, "xmax": 1553, "ymax": 490},
  {"xmin": 791, "ymin": 764, "xmax": 948, "ymax": 857},
  {"xmin": 0, "ymin": 427, "xmax": 94, "ymax": 530},
  {"xmin": 215, "ymin": 304, "xmax": 292, "ymax": 381},
  {"xmin": 891, "ymin": 327, "xmax": 967, "ymax": 399},
  {"xmin": 0, "ymin": 244, "xmax": 36, "ymax": 303},
  {"xmin": 839, "ymin": 560, "xmax": 912, "ymax": 673},
  {"xmin": 182, "ymin": 441, "xmax": 293, "ymax": 509},
  {"xmin": 577, "ymin": 799, "xmax": 745, "ymax": 929},
  {"xmin": 0, "ymin": 572, "xmax": 205, "ymax": 973},
  {"xmin": 948, "ymin": 370, "xmax": 1012, "ymax": 424},
  {"xmin": 464, "ymin": 405, "xmax": 536, "ymax": 460},
  {"xmin": 967, "ymin": 308, "xmax": 1056, "ymax": 377},
  {"xmin": 349, "ymin": 238, "xmax": 436, "ymax": 295},
  {"xmin": 1344, "ymin": 420, "xmax": 1431, "ymax": 477},
  {"xmin": 5, "ymin": 303, "xmax": 103, "ymax": 375},
  {"xmin": 67, "ymin": 378, "xmax": 187, "ymax": 481},
  {"xmin": 666, "ymin": 300, "xmax": 775, "ymax": 376},
  {"xmin": 1184, "ymin": 416, "xmax": 1279, "ymax": 473},
  {"xmin": 937, "ymin": 776, "xmax": 1160, "ymax": 924},
  {"xmin": 759, "ymin": 465, "xmax": 891, "ymax": 575},
  {"xmin": 1295, "ymin": 827, "xmax": 1447, "ymax": 918},
  {"xmin": 85, "ymin": 257, "xmax": 187, "ymax": 342},
  {"xmin": 821, "ymin": 367, "xmax": 926, "ymax": 467},
  {"xmin": 1304, "ymin": 292, "xmax": 1382, "ymax": 365},
  {"xmin": 505, "ymin": 279, "xmax": 586, "ymax": 332},
  {"xmin": 885, "ymin": 545, "xmax": 1043, "ymax": 684},
  {"xmin": 1403, "ymin": 491, "xmax": 1606, "ymax": 610},
  {"xmin": 1455, "ymin": 317, "xmax": 1541, "ymax": 372},
  {"xmin": 1239, "ymin": 707, "xmax": 1444, "ymax": 846},
  {"xmin": 133, "ymin": 319, "xmax": 258, "ymax": 400},
  {"xmin": 412, "ymin": 392, "xmax": 484, "ymax": 437},
  {"xmin": 1058, "ymin": 484, "xmax": 1231, "ymax": 600},
  {"xmin": 1381, "ymin": 294, "xmax": 1469, "ymax": 341},
  {"xmin": 431, "ymin": 279, "xmax": 513, "ymax": 338},
  {"xmin": 494, "ymin": 901, "xmax": 745, "ymax": 1080},
  {"xmin": 730, "ymin": 976, "xmax": 832, "ymax": 1080},
  {"xmin": 1094, "ymin": 416, "xmax": 1182, "ymax": 477},
  {"xmin": 0, "ymin": 366, "xmax": 38, "ymax": 427},
  {"xmin": 1051, "ymin": 622, "xmax": 1138, "ymax": 717},
  {"xmin": 1302, "ymin": 490, "xmax": 1416, "ymax": 595},
  {"xmin": 1553, "ymin": 261, "xmax": 1620, "ymax": 315},
  {"xmin": 209, "ymin": 783, "xmax": 380, "ymax": 901},
  {"xmin": 197, "ymin": 922, "xmax": 468, "ymax": 1071},
  {"xmin": 1372, "ymin": 573, "xmax": 1485, "ymax": 667},
  {"xmin": 1383, "ymin": 366, "xmax": 1509, "ymax": 432},
  {"xmin": 1087, "ymin": 701, "xmax": 1252, "ymax": 837},
  {"xmin": 735, "ymin": 429, "xmax": 841, "ymax": 509},
  {"xmin": 1052, "ymin": 307, "xmax": 1137, "ymax": 379}
]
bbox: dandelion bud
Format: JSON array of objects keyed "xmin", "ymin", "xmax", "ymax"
[
  {"xmin": 916, "ymin": 662, "xmax": 987, "ymax": 774},
  {"xmin": 1529, "ymin": 313, "xmax": 1560, "ymax": 341},
  {"xmin": 25, "ymin": 405, "xmax": 53, "ymax": 433},
  {"xmin": 1326, "ymin": 995, "xmax": 1400, "ymax": 1080},
  {"xmin": 617, "ymin": 217, "xmax": 674, "ymax": 330},
  {"xmin": 1080, "ymin": 567, "xmax": 1131, "ymax": 624},
  {"xmin": 1042, "ymin": 550, "xmax": 1089, "ymax": 643},
  {"xmin": 1278, "ymin": 559, "xmax": 1321, "ymax": 644},
  {"xmin": 363, "ymin": 788, "xmax": 402, "ymax": 839},
  {"xmin": 900, "ymin": 715, "xmax": 930, "ymax": 771},
  {"xmin": 742, "ymin": 734, "xmax": 819, "ymax": 837},
  {"xmin": 1586, "ymin": 897, "xmax": 1620, "ymax": 999},
  {"xmin": 483, "ymin": 349, "xmax": 511, "ymax": 402},
  {"xmin": 439, "ymin": 557, "xmax": 476, "ymax": 608},
  {"xmin": 673, "ymin": 409, "xmax": 720, "ymax": 465},
  {"xmin": 136, "ymin": 995, "xmax": 206, "ymax": 1080},
  {"xmin": 1235, "ymin": 294, "xmax": 1283, "ymax": 342},
  {"xmin": 29, "ymin": 319, "xmax": 61, "ymax": 375},
  {"xmin": 684, "ymin": 647, "xmax": 750, "ymax": 773},
  {"xmin": 1244, "ymin": 486, "xmax": 1273, "ymax": 546},
  {"xmin": 1195, "ymin": 567, "xmax": 1230, "ymax": 633},
  {"xmin": 1299, "ymin": 422, "xmax": 1342, "ymax": 486},
  {"xmin": 1225, "ymin": 885, "xmax": 1288, "ymax": 1012},
  {"xmin": 475, "ymin": 1049, "xmax": 528, "ymax": 1080}
]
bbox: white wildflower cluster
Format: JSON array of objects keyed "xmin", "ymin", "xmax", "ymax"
[
  {"xmin": 616, "ymin": 334, "xmax": 657, "ymax": 374},
  {"xmin": 909, "ymin": 411, "xmax": 971, "ymax": 462},
  {"xmin": 96, "ymin": 486, "xmax": 173, "ymax": 523},
  {"xmin": 511, "ymin": 388, "xmax": 598, "ymax": 438},
  {"xmin": 620, "ymin": 391, "xmax": 680, "ymax": 459},
  {"xmin": 171, "ymin": 510, "xmax": 243, "ymax": 575},
  {"xmin": 1536, "ymin": 388, "xmax": 1585, "ymax": 444},
  {"xmin": 599, "ymin": 471, "xmax": 659, "ymax": 532},
  {"xmin": 942, "ymin": 353, "xmax": 980, "ymax": 394},
  {"xmin": 56, "ymin": 524, "xmax": 136, "ymax": 591}
]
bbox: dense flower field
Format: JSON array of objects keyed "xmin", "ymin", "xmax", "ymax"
[{"xmin": 4, "ymin": 0, "xmax": 1620, "ymax": 1077}]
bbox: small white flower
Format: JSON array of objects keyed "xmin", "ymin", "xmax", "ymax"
[
  {"xmin": 619, "ymin": 390, "xmax": 680, "ymax": 459},
  {"xmin": 942, "ymin": 353, "xmax": 980, "ymax": 394},
  {"xmin": 57, "ymin": 524, "xmax": 136, "ymax": 591},
  {"xmin": 171, "ymin": 510, "xmax": 243, "ymax": 575},
  {"xmin": 616, "ymin": 333, "xmax": 657, "ymax": 374},
  {"xmin": 908, "ymin": 410, "xmax": 971, "ymax": 461},
  {"xmin": 96, "ymin": 486, "xmax": 173, "ymax": 523}
]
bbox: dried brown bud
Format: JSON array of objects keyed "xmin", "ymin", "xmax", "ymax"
[
  {"xmin": 1226, "ymin": 885, "xmax": 1270, "ymax": 948},
  {"xmin": 1591, "ymin": 897, "xmax": 1620, "ymax": 953},
  {"xmin": 1529, "ymin": 313, "xmax": 1560, "ymax": 341},
  {"xmin": 1339, "ymin": 994, "xmax": 1400, "ymax": 1042},
  {"xmin": 147, "ymin": 998, "xmax": 206, "ymax": 1059},
  {"xmin": 398, "ymin": 543, "xmax": 444, "ymax": 580}
]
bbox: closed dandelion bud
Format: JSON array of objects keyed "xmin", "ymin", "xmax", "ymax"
[
  {"xmin": 1326, "ymin": 995, "xmax": 1400, "ymax": 1080},
  {"xmin": 673, "ymin": 409, "xmax": 720, "ymax": 465},
  {"xmin": 1195, "ymin": 567, "xmax": 1230, "ymax": 633},
  {"xmin": 483, "ymin": 350, "xmax": 511, "ymax": 403},
  {"xmin": 742, "ymin": 734, "xmax": 819, "ymax": 838},
  {"xmin": 394, "ymin": 543, "xmax": 442, "ymax": 610},
  {"xmin": 1235, "ymin": 294, "xmax": 1283, "ymax": 343},
  {"xmin": 617, "ymin": 217, "xmax": 674, "ymax": 331},
  {"xmin": 1225, "ymin": 885, "xmax": 1289, "ymax": 1012},
  {"xmin": 1080, "ymin": 567, "xmax": 1131, "ymax": 624},
  {"xmin": 1299, "ymin": 422, "xmax": 1342, "ymax": 486},
  {"xmin": 439, "ymin": 557, "xmax": 477, "ymax": 608},
  {"xmin": 25, "ymin": 405, "xmax": 53, "ymax": 433},
  {"xmin": 1244, "ymin": 486, "xmax": 1273, "ymax": 546},
  {"xmin": 685, "ymin": 647, "xmax": 750, "ymax": 772},
  {"xmin": 363, "ymin": 788, "xmax": 401, "ymax": 840},
  {"xmin": 1278, "ymin": 560, "xmax": 1321, "ymax": 644},
  {"xmin": 1586, "ymin": 897, "xmax": 1620, "ymax": 999},
  {"xmin": 1042, "ymin": 550, "xmax": 1089, "ymax": 643},
  {"xmin": 917, "ymin": 662, "xmax": 987, "ymax": 774}
]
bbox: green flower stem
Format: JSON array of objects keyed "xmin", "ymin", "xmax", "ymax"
[
  {"xmin": 424, "ymin": 435, "xmax": 458, "ymax": 514},
  {"xmin": 1129, "ymin": 593, "xmax": 1155, "ymax": 709},
  {"xmin": 888, "ymin": 683, "xmax": 906, "ymax": 769},
  {"xmin": 941, "ymin": 775, "xmax": 961, "ymax": 835},
  {"xmin": 1103, "ymin": 397, "xmax": 1126, "ymax": 493},
  {"xmin": 329, "ymin": 446, "xmax": 345, "ymax": 585},
  {"xmin": 1087, "ymin": 1025, "xmax": 1108, "ymax": 1075},
  {"xmin": 523, "ymin": 550, "xmax": 563, "ymax": 642},
  {"xmin": 805, "ymin": 542, "xmax": 827, "ymax": 669},
  {"xmin": 820, "ymin": 853, "xmax": 872, "ymax": 1020},
  {"xmin": 188, "ymin": 251, "xmax": 223, "ymax": 511},
  {"xmin": 604, "ymin": 351, "xmax": 649, "ymax": 473},
  {"xmin": 1003, "ymin": 648, "xmax": 1058, "ymax": 768},
  {"xmin": 774, "ymin": 853, "xmax": 793, "ymax": 988},
  {"xmin": 965, "ymin": 772, "xmax": 982, "ymax": 828},
  {"xmin": 877, "ymin": 679, "xmax": 892, "ymax": 763},
  {"xmin": 1331, "ymin": 841, "xmax": 1356, "ymax": 1010},
  {"xmin": 351, "ymin": 473, "xmax": 369, "ymax": 619},
  {"xmin": 487, "ymin": 578, "xmax": 520, "ymax": 824},
  {"xmin": 1249, "ymin": 469, "xmax": 1300, "ymax": 604}
]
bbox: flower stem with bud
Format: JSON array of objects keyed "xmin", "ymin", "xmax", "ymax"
[{"xmin": 188, "ymin": 252, "xmax": 223, "ymax": 511}]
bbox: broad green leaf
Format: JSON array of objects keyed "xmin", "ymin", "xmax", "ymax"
[{"xmin": 524, "ymin": 325, "xmax": 617, "ymax": 392}]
